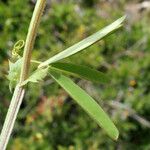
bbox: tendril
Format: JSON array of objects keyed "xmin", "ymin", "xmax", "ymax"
[{"xmin": 12, "ymin": 40, "xmax": 25, "ymax": 59}]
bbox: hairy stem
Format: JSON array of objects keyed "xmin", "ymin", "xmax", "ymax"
[{"xmin": 0, "ymin": 0, "xmax": 46, "ymax": 149}]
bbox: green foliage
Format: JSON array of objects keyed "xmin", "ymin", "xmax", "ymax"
[
  {"xmin": 21, "ymin": 67, "xmax": 49, "ymax": 86},
  {"xmin": 0, "ymin": 0, "xmax": 150, "ymax": 149},
  {"xmin": 50, "ymin": 62, "xmax": 110, "ymax": 84},
  {"xmin": 16, "ymin": 16, "xmax": 123, "ymax": 140},
  {"xmin": 7, "ymin": 58, "xmax": 22, "ymax": 92},
  {"xmin": 50, "ymin": 70, "xmax": 119, "ymax": 140},
  {"xmin": 39, "ymin": 16, "xmax": 125, "ymax": 67},
  {"xmin": 7, "ymin": 40, "xmax": 25, "ymax": 91}
]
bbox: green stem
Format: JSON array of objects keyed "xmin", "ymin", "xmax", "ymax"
[
  {"xmin": 0, "ymin": 86, "xmax": 25, "ymax": 150},
  {"xmin": 20, "ymin": 0, "xmax": 46, "ymax": 82},
  {"xmin": 0, "ymin": 1, "xmax": 46, "ymax": 149}
]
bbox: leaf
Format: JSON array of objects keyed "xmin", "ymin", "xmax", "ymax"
[
  {"xmin": 21, "ymin": 67, "xmax": 49, "ymax": 86},
  {"xmin": 39, "ymin": 16, "xmax": 126, "ymax": 68},
  {"xmin": 50, "ymin": 70, "xmax": 119, "ymax": 140},
  {"xmin": 50, "ymin": 62, "xmax": 110, "ymax": 84},
  {"xmin": 7, "ymin": 58, "xmax": 23, "ymax": 92}
]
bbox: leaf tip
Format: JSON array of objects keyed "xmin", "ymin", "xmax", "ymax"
[
  {"xmin": 111, "ymin": 128, "xmax": 119, "ymax": 141},
  {"xmin": 120, "ymin": 15, "xmax": 126, "ymax": 22},
  {"xmin": 114, "ymin": 15, "xmax": 126, "ymax": 28},
  {"xmin": 114, "ymin": 130, "xmax": 119, "ymax": 141}
]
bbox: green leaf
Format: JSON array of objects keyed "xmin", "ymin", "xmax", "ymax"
[
  {"xmin": 39, "ymin": 16, "xmax": 126, "ymax": 68},
  {"xmin": 21, "ymin": 67, "xmax": 49, "ymax": 86},
  {"xmin": 50, "ymin": 70, "xmax": 119, "ymax": 140},
  {"xmin": 7, "ymin": 58, "xmax": 23, "ymax": 92},
  {"xmin": 50, "ymin": 62, "xmax": 110, "ymax": 84}
]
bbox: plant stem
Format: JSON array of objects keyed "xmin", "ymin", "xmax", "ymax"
[
  {"xmin": 0, "ymin": 86, "xmax": 25, "ymax": 150},
  {"xmin": 0, "ymin": 1, "xmax": 46, "ymax": 149},
  {"xmin": 20, "ymin": 0, "xmax": 46, "ymax": 82}
]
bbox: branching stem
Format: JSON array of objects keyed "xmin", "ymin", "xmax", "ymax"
[{"xmin": 0, "ymin": 1, "xmax": 46, "ymax": 149}]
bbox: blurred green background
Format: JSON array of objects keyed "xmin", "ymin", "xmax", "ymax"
[{"xmin": 0, "ymin": 0, "xmax": 150, "ymax": 149}]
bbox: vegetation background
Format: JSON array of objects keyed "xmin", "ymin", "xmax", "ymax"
[{"xmin": 0, "ymin": 0, "xmax": 150, "ymax": 149}]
